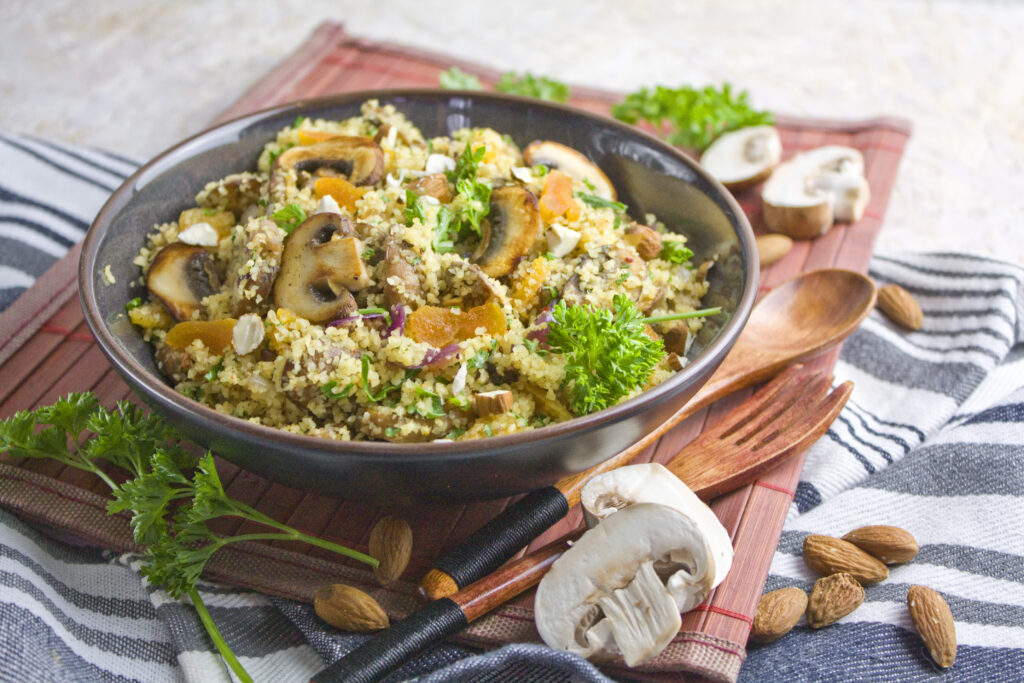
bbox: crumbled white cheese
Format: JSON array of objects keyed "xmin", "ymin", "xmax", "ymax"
[
  {"xmin": 315, "ymin": 194, "xmax": 342, "ymax": 215},
  {"xmin": 419, "ymin": 195, "xmax": 440, "ymax": 206},
  {"xmin": 177, "ymin": 222, "xmax": 219, "ymax": 246},
  {"xmin": 424, "ymin": 153, "xmax": 456, "ymax": 175},
  {"xmin": 232, "ymin": 313, "xmax": 265, "ymax": 355},
  {"xmin": 510, "ymin": 166, "xmax": 533, "ymax": 184},
  {"xmin": 386, "ymin": 125, "xmax": 399, "ymax": 148},
  {"xmin": 452, "ymin": 362, "xmax": 468, "ymax": 395},
  {"xmin": 546, "ymin": 224, "xmax": 581, "ymax": 257},
  {"xmin": 386, "ymin": 171, "xmax": 406, "ymax": 188}
]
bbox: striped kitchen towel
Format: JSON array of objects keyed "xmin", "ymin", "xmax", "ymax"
[{"xmin": 1, "ymin": 135, "xmax": 1023, "ymax": 681}]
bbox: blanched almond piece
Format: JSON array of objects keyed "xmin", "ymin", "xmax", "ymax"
[
  {"xmin": 475, "ymin": 390, "xmax": 513, "ymax": 416},
  {"xmin": 231, "ymin": 313, "xmax": 265, "ymax": 355}
]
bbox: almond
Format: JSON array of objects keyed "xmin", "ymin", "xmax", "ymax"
[
  {"xmin": 314, "ymin": 584, "xmax": 389, "ymax": 632},
  {"xmin": 756, "ymin": 233, "xmax": 793, "ymax": 268},
  {"xmin": 907, "ymin": 585, "xmax": 957, "ymax": 668},
  {"xmin": 751, "ymin": 587, "xmax": 808, "ymax": 643},
  {"xmin": 802, "ymin": 534, "xmax": 889, "ymax": 585},
  {"xmin": 876, "ymin": 284, "xmax": 923, "ymax": 330},
  {"xmin": 623, "ymin": 223, "xmax": 663, "ymax": 260},
  {"xmin": 807, "ymin": 572, "xmax": 863, "ymax": 628},
  {"xmin": 842, "ymin": 525, "xmax": 919, "ymax": 564},
  {"xmin": 368, "ymin": 515, "xmax": 413, "ymax": 585}
]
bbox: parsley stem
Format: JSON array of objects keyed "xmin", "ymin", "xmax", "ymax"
[
  {"xmin": 188, "ymin": 588, "xmax": 253, "ymax": 683},
  {"xmin": 643, "ymin": 307, "xmax": 722, "ymax": 324}
]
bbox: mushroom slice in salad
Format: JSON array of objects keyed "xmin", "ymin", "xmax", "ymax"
[
  {"xmin": 271, "ymin": 212, "xmax": 363, "ymax": 323},
  {"xmin": 146, "ymin": 242, "xmax": 221, "ymax": 321},
  {"xmin": 472, "ymin": 185, "xmax": 540, "ymax": 278},
  {"xmin": 523, "ymin": 140, "xmax": 617, "ymax": 200},
  {"xmin": 580, "ymin": 462, "xmax": 733, "ymax": 588},
  {"xmin": 270, "ymin": 136, "xmax": 385, "ymax": 198},
  {"xmin": 535, "ymin": 502, "xmax": 715, "ymax": 666}
]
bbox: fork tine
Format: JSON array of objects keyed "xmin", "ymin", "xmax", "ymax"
[{"xmin": 725, "ymin": 372, "xmax": 833, "ymax": 445}]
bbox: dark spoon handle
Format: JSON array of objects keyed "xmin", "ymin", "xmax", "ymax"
[
  {"xmin": 309, "ymin": 598, "xmax": 467, "ymax": 683},
  {"xmin": 429, "ymin": 486, "xmax": 568, "ymax": 588}
]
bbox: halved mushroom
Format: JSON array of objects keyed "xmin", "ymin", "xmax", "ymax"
[
  {"xmin": 270, "ymin": 136, "xmax": 384, "ymax": 200},
  {"xmin": 146, "ymin": 242, "xmax": 221, "ymax": 321},
  {"xmin": 761, "ymin": 145, "xmax": 870, "ymax": 239},
  {"xmin": 535, "ymin": 503, "xmax": 715, "ymax": 666},
  {"xmin": 523, "ymin": 141, "xmax": 617, "ymax": 200},
  {"xmin": 383, "ymin": 239, "xmax": 422, "ymax": 308},
  {"xmin": 472, "ymin": 185, "xmax": 540, "ymax": 278},
  {"xmin": 580, "ymin": 463, "xmax": 734, "ymax": 589},
  {"xmin": 272, "ymin": 213, "xmax": 364, "ymax": 323},
  {"xmin": 700, "ymin": 126, "xmax": 782, "ymax": 190}
]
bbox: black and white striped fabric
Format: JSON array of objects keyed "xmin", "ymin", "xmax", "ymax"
[{"xmin": 1, "ymin": 135, "xmax": 1022, "ymax": 681}]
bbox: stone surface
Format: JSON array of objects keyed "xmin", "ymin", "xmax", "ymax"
[{"xmin": 2, "ymin": 0, "xmax": 1021, "ymax": 261}]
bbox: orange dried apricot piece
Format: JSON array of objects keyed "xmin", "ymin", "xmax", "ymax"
[
  {"xmin": 457, "ymin": 301, "xmax": 507, "ymax": 340},
  {"xmin": 314, "ymin": 176, "xmax": 368, "ymax": 212},
  {"xmin": 406, "ymin": 306, "xmax": 461, "ymax": 347},
  {"xmin": 165, "ymin": 319, "xmax": 237, "ymax": 354},
  {"xmin": 509, "ymin": 257, "xmax": 550, "ymax": 316},
  {"xmin": 538, "ymin": 170, "xmax": 580, "ymax": 224}
]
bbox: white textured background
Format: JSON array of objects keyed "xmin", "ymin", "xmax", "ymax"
[{"xmin": 2, "ymin": 0, "xmax": 1021, "ymax": 261}]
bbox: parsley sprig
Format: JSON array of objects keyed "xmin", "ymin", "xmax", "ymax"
[
  {"xmin": 611, "ymin": 83, "xmax": 773, "ymax": 151},
  {"xmin": 547, "ymin": 295, "xmax": 721, "ymax": 415},
  {"xmin": 439, "ymin": 67, "xmax": 571, "ymax": 102},
  {"xmin": 446, "ymin": 143, "xmax": 492, "ymax": 238},
  {"xmin": 0, "ymin": 394, "xmax": 378, "ymax": 683}
]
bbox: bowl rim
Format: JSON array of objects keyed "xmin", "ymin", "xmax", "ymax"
[{"xmin": 80, "ymin": 88, "xmax": 758, "ymax": 465}]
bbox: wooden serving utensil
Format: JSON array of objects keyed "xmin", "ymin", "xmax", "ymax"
[
  {"xmin": 419, "ymin": 268, "xmax": 876, "ymax": 601},
  {"xmin": 312, "ymin": 369, "xmax": 852, "ymax": 683}
]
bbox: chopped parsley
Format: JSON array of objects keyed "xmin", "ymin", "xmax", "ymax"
[
  {"xmin": 267, "ymin": 143, "xmax": 294, "ymax": 165},
  {"xmin": 468, "ymin": 348, "xmax": 490, "ymax": 370},
  {"xmin": 125, "ymin": 297, "xmax": 142, "ymax": 312},
  {"xmin": 438, "ymin": 67, "xmax": 484, "ymax": 90},
  {"xmin": 447, "ymin": 395, "xmax": 471, "ymax": 410},
  {"xmin": 203, "ymin": 360, "xmax": 223, "ymax": 382},
  {"xmin": 361, "ymin": 246, "xmax": 376, "ymax": 261},
  {"xmin": 321, "ymin": 381, "xmax": 353, "ymax": 400},
  {"xmin": 494, "ymin": 72, "xmax": 570, "ymax": 102},
  {"xmin": 446, "ymin": 143, "xmax": 491, "ymax": 238},
  {"xmin": 445, "ymin": 427, "xmax": 466, "ymax": 440},
  {"xmin": 658, "ymin": 240, "xmax": 695, "ymax": 264},
  {"xmin": 292, "ymin": 115, "xmax": 307, "ymax": 129},
  {"xmin": 271, "ymin": 203, "xmax": 306, "ymax": 234},
  {"xmin": 412, "ymin": 387, "xmax": 445, "ymax": 420},
  {"xmin": 361, "ymin": 355, "xmax": 400, "ymax": 403},
  {"xmin": 542, "ymin": 251, "xmax": 557, "ymax": 261},
  {"xmin": 576, "ymin": 191, "xmax": 628, "ymax": 213}
]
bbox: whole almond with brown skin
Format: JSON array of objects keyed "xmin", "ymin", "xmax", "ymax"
[
  {"xmin": 803, "ymin": 534, "xmax": 889, "ymax": 585},
  {"xmin": 907, "ymin": 585, "xmax": 957, "ymax": 668},
  {"xmin": 369, "ymin": 515, "xmax": 413, "ymax": 585},
  {"xmin": 877, "ymin": 284, "xmax": 923, "ymax": 330},
  {"xmin": 842, "ymin": 525, "xmax": 919, "ymax": 564},
  {"xmin": 756, "ymin": 233, "xmax": 793, "ymax": 268},
  {"xmin": 314, "ymin": 584, "xmax": 389, "ymax": 632},
  {"xmin": 751, "ymin": 587, "xmax": 808, "ymax": 643},
  {"xmin": 807, "ymin": 572, "xmax": 864, "ymax": 628}
]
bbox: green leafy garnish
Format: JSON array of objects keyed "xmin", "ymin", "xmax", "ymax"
[
  {"xmin": 494, "ymin": 72, "xmax": 570, "ymax": 102},
  {"xmin": 125, "ymin": 297, "xmax": 142, "ymax": 312},
  {"xmin": 271, "ymin": 203, "xmax": 306, "ymax": 234},
  {"xmin": 433, "ymin": 206, "xmax": 455, "ymax": 253},
  {"xmin": 612, "ymin": 83, "xmax": 773, "ymax": 151},
  {"xmin": 404, "ymin": 190, "xmax": 427, "ymax": 226},
  {"xmin": 547, "ymin": 294, "xmax": 665, "ymax": 415},
  {"xmin": 361, "ymin": 355, "xmax": 400, "ymax": 402},
  {"xmin": 447, "ymin": 395, "xmax": 471, "ymax": 411},
  {"xmin": 576, "ymin": 191, "xmax": 628, "ymax": 213},
  {"xmin": 267, "ymin": 143, "xmax": 294, "ymax": 165},
  {"xmin": 439, "ymin": 67, "xmax": 484, "ymax": 90},
  {"xmin": 447, "ymin": 143, "xmax": 492, "ymax": 237},
  {"xmin": 321, "ymin": 380, "xmax": 353, "ymax": 400},
  {"xmin": 0, "ymin": 395, "xmax": 377, "ymax": 683},
  {"xmin": 444, "ymin": 427, "xmax": 466, "ymax": 440},
  {"xmin": 412, "ymin": 387, "xmax": 445, "ymax": 419},
  {"xmin": 203, "ymin": 360, "xmax": 224, "ymax": 382},
  {"xmin": 361, "ymin": 246, "xmax": 376, "ymax": 261},
  {"xmin": 659, "ymin": 240, "xmax": 695, "ymax": 264},
  {"xmin": 291, "ymin": 115, "xmax": 307, "ymax": 129},
  {"xmin": 468, "ymin": 348, "xmax": 490, "ymax": 369}
]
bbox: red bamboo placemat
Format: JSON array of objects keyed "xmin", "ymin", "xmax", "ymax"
[{"xmin": 0, "ymin": 23, "xmax": 910, "ymax": 682}]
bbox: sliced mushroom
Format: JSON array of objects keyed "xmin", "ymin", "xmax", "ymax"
[
  {"xmin": 472, "ymin": 185, "xmax": 540, "ymax": 278},
  {"xmin": 535, "ymin": 503, "xmax": 715, "ymax": 666},
  {"xmin": 272, "ymin": 213, "xmax": 362, "ymax": 323},
  {"xmin": 461, "ymin": 263, "xmax": 507, "ymax": 309},
  {"xmin": 580, "ymin": 463, "xmax": 734, "ymax": 589},
  {"xmin": 383, "ymin": 239, "xmax": 422, "ymax": 308},
  {"xmin": 661, "ymin": 325, "xmax": 690, "ymax": 355},
  {"xmin": 361, "ymin": 406, "xmax": 455, "ymax": 443},
  {"xmin": 197, "ymin": 172, "xmax": 263, "ymax": 216},
  {"xmin": 154, "ymin": 343, "xmax": 192, "ymax": 382},
  {"xmin": 270, "ymin": 136, "xmax": 384, "ymax": 200},
  {"xmin": 700, "ymin": 126, "xmax": 782, "ymax": 190},
  {"xmin": 147, "ymin": 242, "xmax": 221, "ymax": 321},
  {"xmin": 761, "ymin": 145, "xmax": 870, "ymax": 239},
  {"xmin": 407, "ymin": 173, "xmax": 453, "ymax": 203},
  {"xmin": 523, "ymin": 141, "xmax": 617, "ymax": 200}
]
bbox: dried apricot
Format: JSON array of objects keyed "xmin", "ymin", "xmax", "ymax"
[
  {"xmin": 406, "ymin": 306, "xmax": 461, "ymax": 347},
  {"xmin": 456, "ymin": 301, "xmax": 507, "ymax": 340},
  {"xmin": 165, "ymin": 319, "xmax": 237, "ymax": 354},
  {"xmin": 509, "ymin": 257, "xmax": 549, "ymax": 316},
  {"xmin": 315, "ymin": 176, "xmax": 368, "ymax": 212},
  {"xmin": 538, "ymin": 170, "xmax": 580, "ymax": 224}
]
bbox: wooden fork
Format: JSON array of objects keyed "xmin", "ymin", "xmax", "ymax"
[{"xmin": 311, "ymin": 368, "xmax": 853, "ymax": 683}]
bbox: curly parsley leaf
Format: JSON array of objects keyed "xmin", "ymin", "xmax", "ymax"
[
  {"xmin": 439, "ymin": 66, "xmax": 484, "ymax": 90},
  {"xmin": 494, "ymin": 71, "xmax": 570, "ymax": 102},
  {"xmin": 447, "ymin": 143, "xmax": 492, "ymax": 238},
  {"xmin": 658, "ymin": 240, "xmax": 695, "ymax": 264},
  {"xmin": 611, "ymin": 83, "xmax": 773, "ymax": 151},
  {"xmin": 271, "ymin": 203, "xmax": 306, "ymax": 234}
]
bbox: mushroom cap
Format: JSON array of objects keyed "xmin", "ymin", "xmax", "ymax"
[
  {"xmin": 762, "ymin": 145, "xmax": 867, "ymax": 239},
  {"xmin": 472, "ymin": 185, "xmax": 540, "ymax": 278},
  {"xmin": 271, "ymin": 212, "xmax": 362, "ymax": 323},
  {"xmin": 523, "ymin": 140, "xmax": 617, "ymax": 200},
  {"xmin": 580, "ymin": 463, "xmax": 733, "ymax": 588},
  {"xmin": 270, "ymin": 136, "xmax": 384, "ymax": 200},
  {"xmin": 535, "ymin": 502, "xmax": 714, "ymax": 666},
  {"xmin": 146, "ymin": 242, "xmax": 221, "ymax": 321},
  {"xmin": 700, "ymin": 125, "xmax": 782, "ymax": 190}
]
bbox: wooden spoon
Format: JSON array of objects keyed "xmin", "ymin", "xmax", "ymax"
[
  {"xmin": 419, "ymin": 268, "xmax": 876, "ymax": 600},
  {"xmin": 312, "ymin": 369, "xmax": 853, "ymax": 683}
]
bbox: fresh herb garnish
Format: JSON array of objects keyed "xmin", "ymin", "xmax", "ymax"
[
  {"xmin": 125, "ymin": 297, "xmax": 142, "ymax": 312},
  {"xmin": 641, "ymin": 307, "xmax": 722, "ymax": 324},
  {"xmin": 361, "ymin": 246, "xmax": 376, "ymax": 261},
  {"xmin": 444, "ymin": 427, "xmax": 466, "ymax": 440},
  {"xmin": 433, "ymin": 206, "xmax": 455, "ymax": 253},
  {"xmin": 271, "ymin": 203, "xmax": 306, "ymax": 234},
  {"xmin": 542, "ymin": 251, "xmax": 557, "ymax": 261},
  {"xmin": 611, "ymin": 83, "xmax": 773, "ymax": 151},
  {"xmin": 267, "ymin": 143, "xmax": 294, "ymax": 165},
  {"xmin": 494, "ymin": 71, "xmax": 570, "ymax": 102},
  {"xmin": 404, "ymin": 190, "xmax": 428, "ymax": 226},
  {"xmin": 412, "ymin": 387, "xmax": 445, "ymax": 419},
  {"xmin": 523, "ymin": 338, "xmax": 547, "ymax": 356},
  {"xmin": 447, "ymin": 395, "xmax": 471, "ymax": 410},
  {"xmin": 468, "ymin": 348, "xmax": 490, "ymax": 369},
  {"xmin": 321, "ymin": 380, "xmax": 353, "ymax": 400},
  {"xmin": 361, "ymin": 355, "xmax": 399, "ymax": 402},
  {"xmin": 203, "ymin": 360, "xmax": 224, "ymax": 382},
  {"xmin": 0, "ymin": 395, "xmax": 377, "ymax": 683},
  {"xmin": 292, "ymin": 115, "xmax": 307, "ymax": 129},
  {"xmin": 447, "ymin": 143, "xmax": 491, "ymax": 237},
  {"xmin": 658, "ymin": 240, "xmax": 695, "ymax": 264},
  {"xmin": 438, "ymin": 67, "xmax": 484, "ymax": 90},
  {"xmin": 576, "ymin": 191, "xmax": 628, "ymax": 213}
]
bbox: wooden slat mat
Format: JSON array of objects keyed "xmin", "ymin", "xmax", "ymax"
[{"xmin": 0, "ymin": 22, "xmax": 910, "ymax": 682}]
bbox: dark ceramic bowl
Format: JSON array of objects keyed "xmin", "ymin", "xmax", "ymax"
[{"xmin": 80, "ymin": 90, "xmax": 757, "ymax": 504}]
